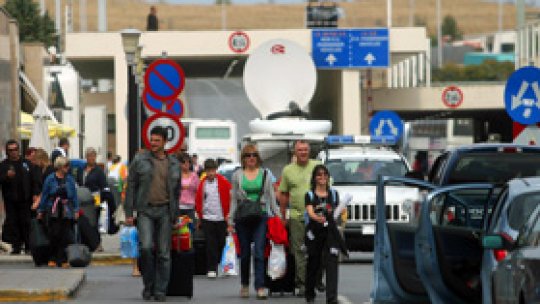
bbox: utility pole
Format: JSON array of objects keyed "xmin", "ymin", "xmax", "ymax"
[
  {"xmin": 221, "ymin": 1, "xmax": 227, "ymax": 31},
  {"xmin": 387, "ymin": 0, "xmax": 392, "ymax": 28},
  {"xmin": 409, "ymin": 0, "xmax": 415, "ymax": 27},
  {"xmin": 80, "ymin": 0, "xmax": 87, "ymax": 32},
  {"xmin": 98, "ymin": 0, "xmax": 107, "ymax": 32},
  {"xmin": 516, "ymin": 0, "xmax": 525, "ymax": 68},
  {"xmin": 497, "ymin": 0, "xmax": 503, "ymax": 33},
  {"xmin": 436, "ymin": 0, "xmax": 443, "ymax": 68}
]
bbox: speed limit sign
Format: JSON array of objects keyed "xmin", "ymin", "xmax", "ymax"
[
  {"xmin": 142, "ymin": 113, "xmax": 185, "ymax": 154},
  {"xmin": 442, "ymin": 86, "xmax": 464, "ymax": 108}
]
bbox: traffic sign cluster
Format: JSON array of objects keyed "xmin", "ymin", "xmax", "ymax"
[{"xmin": 142, "ymin": 59, "xmax": 186, "ymax": 153}]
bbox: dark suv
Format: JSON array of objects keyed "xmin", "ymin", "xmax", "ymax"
[{"xmin": 428, "ymin": 144, "xmax": 540, "ymax": 186}]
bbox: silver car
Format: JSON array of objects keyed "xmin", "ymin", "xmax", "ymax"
[
  {"xmin": 484, "ymin": 202, "xmax": 540, "ymax": 303},
  {"xmin": 482, "ymin": 177, "xmax": 540, "ymax": 304}
]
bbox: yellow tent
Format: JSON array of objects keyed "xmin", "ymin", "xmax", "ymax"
[{"xmin": 19, "ymin": 112, "xmax": 76, "ymax": 139}]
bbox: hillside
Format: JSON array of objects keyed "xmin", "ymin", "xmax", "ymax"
[{"xmin": 2, "ymin": 0, "xmax": 540, "ymax": 36}]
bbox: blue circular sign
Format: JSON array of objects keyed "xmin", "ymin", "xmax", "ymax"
[
  {"xmin": 369, "ymin": 110, "xmax": 403, "ymax": 143},
  {"xmin": 504, "ymin": 66, "xmax": 540, "ymax": 125},
  {"xmin": 143, "ymin": 90, "xmax": 184, "ymax": 118},
  {"xmin": 144, "ymin": 59, "xmax": 185, "ymax": 101}
]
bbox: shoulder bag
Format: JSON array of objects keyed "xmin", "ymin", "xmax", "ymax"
[{"xmin": 235, "ymin": 169, "xmax": 267, "ymax": 223}]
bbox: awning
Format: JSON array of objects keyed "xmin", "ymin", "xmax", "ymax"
[{"xmin": 19, "ymin": 112, "xmax": 76, "ymax": 140}]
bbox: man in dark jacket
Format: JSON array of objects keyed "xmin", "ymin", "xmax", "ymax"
[
  {"xmin": 146, "ymin": 6, "xmax": 158, "ymax": 31},
  {"xmin": 0, "ymin": 140, "xmax": 39, "ymax": 254},
  {"xmin": 125, "ymin": 126, "xmax": 180, "ymax": 302}
]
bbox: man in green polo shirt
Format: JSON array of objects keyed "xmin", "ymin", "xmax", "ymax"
[{"xmin": 278, "ymin": 140, "xmax": 320, "ymax": 296}]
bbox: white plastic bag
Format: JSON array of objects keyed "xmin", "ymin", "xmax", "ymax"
[
  {"xmin": 219, "ymin": 235, "xmax": 238, "ymax": 276},
  {"xmin": 267, "ymin": 241, "xmax": 287, "ymax": 280}
]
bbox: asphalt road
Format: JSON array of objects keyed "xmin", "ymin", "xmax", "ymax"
[
  {"xmin": 72, "ymin": 263, "xmax": 373, "ymax": 304},
  {"xmin": 184, "ymin": 78, "xmax": 261, "ymax": 140}
]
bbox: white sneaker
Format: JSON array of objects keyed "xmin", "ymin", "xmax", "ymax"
[{"xmin": 207, "ymin": 271, "xmax": 217, "ymax": 278}]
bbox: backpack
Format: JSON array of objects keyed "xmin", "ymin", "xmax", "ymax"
[{"xmin": 304, "ymin": 188, "xmax": 338, "ymax": 225}]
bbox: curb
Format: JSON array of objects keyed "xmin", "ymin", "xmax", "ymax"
[
  {"xmin": 0, "ymin": 254, "xmax": 131, "ymax": 266},
  {"xmin": 0, "ymin": 270, "xmax": 86, "ymax": 302}
]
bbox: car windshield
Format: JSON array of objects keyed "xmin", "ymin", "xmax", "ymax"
[
  {"xmin": 327, "ymin": 159, "xmax": 408, "ymax": 184},
  {"xmin": 508, "ymin": 192, "xmax": 540, "ymax": 230},
  {"xmin": 447, "ymin": 152, "xmax": 540, "ymax": 185}
]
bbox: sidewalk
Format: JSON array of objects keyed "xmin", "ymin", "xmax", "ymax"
[
  {"xmin": 0, "ymin": 233, "xmax": 124, "ymax": 302},
  {"xmin": 0, "ymin": 233, "xmax": 126, "ymax": 265},
  {"xmin": 0, "ymin": 269, "xmax": 85, "ymax": 302}
]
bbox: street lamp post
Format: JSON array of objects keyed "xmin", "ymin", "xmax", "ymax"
[{"xmin": 121, "ymin": 29, "xmax": 141, "ymax": 162}]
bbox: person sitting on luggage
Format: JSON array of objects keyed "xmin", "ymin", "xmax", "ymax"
[
  {"xmin": 228, "ymin": 144, "xmax": 282, "ymax": 299},
  {"xmin": 37, "ymin": 156, "xmax": 79, "ymax": 268},
  {"xmin": 195, "ymin": 158, "xmax": 231, "ymax": 279},
  {"xmin": 305, "ymin": 164, "xmax": 343, "ymax": 304}
]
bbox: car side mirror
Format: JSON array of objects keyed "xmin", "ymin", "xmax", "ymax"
[
  {"xmin": 482, "ymin": 235, "xmax": 504, "ymax": 249},
  {"xmin": 482, "ymin": 234, "xmax": 514, "ymax": 250}
]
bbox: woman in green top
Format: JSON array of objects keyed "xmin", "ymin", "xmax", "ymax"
[{"xmin": 229, "ymin": 144, "xmax": 281, "ymax": 300}]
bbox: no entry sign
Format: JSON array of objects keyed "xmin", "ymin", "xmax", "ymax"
[
  {"xmin": 144, "ymin": 59, "xmax": 186, "ymax": 101},
  {"xmin": 142, "ymin": 113, "xmax": 185, "ymax": 154},
  {"xmin": 143, "ymin": 90, "xmax": 184, "ymax": 118}
]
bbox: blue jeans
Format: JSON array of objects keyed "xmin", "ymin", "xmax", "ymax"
[
  {"xmin": 235, "ymin": 217, "xmax": 267, "ymax": 290},
  {"xmin": 138, "ymin": 205, "xmax": 171, "ymax": 296}
]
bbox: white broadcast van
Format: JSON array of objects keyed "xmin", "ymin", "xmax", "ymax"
[{"xmin": 182, "ymin": 118, "xmax": 238, "ymax": 163}]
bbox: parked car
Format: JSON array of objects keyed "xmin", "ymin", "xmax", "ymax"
[
  {"xmin": 481, "ymin": 177, "xmax": 540, "ymax": 304},
  {"xmin": 484, "ymin": 201, "xmax": 540, "ymax": 304},
  {"xmin": 371, "ymin": 144, "xmax": 540, "ymax": 304}
]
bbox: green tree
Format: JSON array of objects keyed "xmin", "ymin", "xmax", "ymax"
[
  {"xmin": 3, "ymin": 0, "xmax": 56, "ymax": 47},
  {"xmin": 215, "ymin": 0, "xmax": 231, "ymax": 4},
  {"xmin": 441, "ymin": 15, "xmax": 462, "ymax": 41}
]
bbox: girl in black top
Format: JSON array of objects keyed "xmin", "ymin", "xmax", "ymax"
[{"xmin": 304, "ymin": 164, "xmax": 340, "ymax": 304}]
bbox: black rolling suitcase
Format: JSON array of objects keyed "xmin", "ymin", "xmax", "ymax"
[
  {"xmin": 78, "ymin": 214, "xmax": 100, "ymax": 252},
  {"xmin": 167, "ymin": 250, "xmax": 194, "ymax": 298},
  {"xmin": 29, "ymin": 218, "xmax": 50, "ymax": 266},
  {"xmin": 193, "ymin": 229, "xmax": 207, "ymax": 275},
  {"xmin": 265, "ymin": 249, "xmax": 296, "ymax": 296}
]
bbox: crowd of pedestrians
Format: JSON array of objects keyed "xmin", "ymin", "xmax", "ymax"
[{"xmin": 0, "ymin": 131, "xmax": 346, "ymax": 303}]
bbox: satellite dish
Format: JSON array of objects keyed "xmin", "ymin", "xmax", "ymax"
[{"xmin": 243, "ymin": 39, "xmax": 317, "ymax": 118}]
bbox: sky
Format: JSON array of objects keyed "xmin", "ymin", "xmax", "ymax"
[{"xmin": 144, "ymin": 0, "xmax": 540, "ymax": 6}]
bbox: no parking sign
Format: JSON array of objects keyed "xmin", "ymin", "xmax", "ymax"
[{"xmin": 144, "ymin": 59, "xmax": 186, "ymax": 101}]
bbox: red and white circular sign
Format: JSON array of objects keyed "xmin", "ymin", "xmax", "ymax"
[
  {"xmin": 228, "ymin": 31, "xmax": 250, "ymax": 53},
  {"xmin": 142, "ymin": 113, "xmax": 185, "ymax": 154},
  {"xmin": 442, "ymin": 86, "xmax": 464, "ymax": 108}
]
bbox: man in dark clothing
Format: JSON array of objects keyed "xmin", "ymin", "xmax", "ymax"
[
  {"xmin": 51, "ymin": 137, "xmax": 70, "ymax": 165},
  {"xmin": 125, "ymin": 126, "xmax": 180, "ymax": 302},
  {"xmin": 0, "ymin": 140, "xmax": 39, "ymax": 254},
  {"xmin": 146, "ymin": 6, "xmax": 158, "ymax": 31}
]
